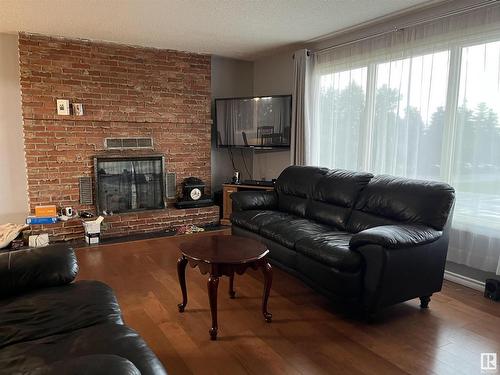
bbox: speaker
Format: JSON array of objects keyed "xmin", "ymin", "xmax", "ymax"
[{"xmin": 484, "ymin": 279, "xmax": 500, "ymax": 301}]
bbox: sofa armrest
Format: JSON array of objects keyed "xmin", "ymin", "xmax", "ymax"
[
  {"xmin": 231, "ymin": 191, "xmax": 278, "ymax": 212},
  {"xmin": 0, "ymin": 244, "xmax": 78, "ymax": 297},
  {"xmin": 349, "ymin": 224, "xmax": 442, "ymax": 250}
]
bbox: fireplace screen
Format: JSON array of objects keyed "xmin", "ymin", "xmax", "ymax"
[{"xmin": 94, "ymin": 155, "xmax": 166, "ymax": 214}]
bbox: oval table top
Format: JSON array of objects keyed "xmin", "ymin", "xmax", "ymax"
[{"xmin": 179, "ymin": 235, "xmax": 268, "ymax": 264}]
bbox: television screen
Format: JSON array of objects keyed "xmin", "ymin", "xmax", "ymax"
[{"xmin": 215, "ymin": 95, "xmax": 292, "ymax": 148}]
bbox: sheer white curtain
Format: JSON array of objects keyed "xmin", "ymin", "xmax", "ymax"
[
  {"xmin": 448, "ymin": 39, "xmax": 500, "ymax": 274},
  {"xmin": 306, "ymin": 5, "xmax": 500, "ymax": 275},
  {"xmin": 291, "ymin": 49, "xmax": 310, "ymax": 165}
]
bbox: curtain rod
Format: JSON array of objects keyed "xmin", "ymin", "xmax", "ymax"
[{"xmin": 313, "ymin": 0, "xmax": 500, "ymax": 55}]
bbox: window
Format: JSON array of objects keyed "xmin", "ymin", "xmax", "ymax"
[
  {"xmin": 314, "ymin": 40, "xmax": 500, "ymax": 231},
  {"xmin": 307, "ymin": 8, "xmax": 500, "ymax": 274},
  {"xmin": 371, "ymin": 51, "xmax": 449, "ymax": 178},
  {"xmin": 315, "ymin": 50, "xmax": 450, "ymax": 177},
  {"xmin": 317, "ymin": 67, "xmax": 367, "ymax": 170},
  {"xmin": 451, "ymin": 40, "xmax": 500, "ymax": 229}
]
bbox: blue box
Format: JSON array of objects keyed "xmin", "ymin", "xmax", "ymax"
[{"xmin": 26, "ymin": 217, "xmax": 58, "ymax": 225}]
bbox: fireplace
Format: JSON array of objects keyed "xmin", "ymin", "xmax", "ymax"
[{"xmin": 94, "ymin": 155, "xmax": 166, "ymax": 215}]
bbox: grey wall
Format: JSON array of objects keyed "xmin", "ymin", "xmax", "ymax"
[
  {"xmin": 253, "ymin": 50, "xmax": 294, "ymax": 96},
  {"xmin": 211, "ymin": 56, "xmax": 254, "ymax": 191},
  {"xmin": 0, "ymin": 33, "xmax": 29, "ymax": 223},
  {"xmin": 252, "ymin": 50, "xmax": 294, "ymax": 180}
]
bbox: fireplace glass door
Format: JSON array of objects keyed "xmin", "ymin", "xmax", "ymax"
[{"xmin": 95, "ymin": 156, "xmax": 165, "ymax": 214}]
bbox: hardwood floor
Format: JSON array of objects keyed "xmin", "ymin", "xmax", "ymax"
[{"xmin": 76, "ymin": 231, "xmax": 500, "ymax": 375}]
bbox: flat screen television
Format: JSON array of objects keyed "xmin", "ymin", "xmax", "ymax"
[{"xmin": 215, "ymin": 95, "xmax": 292, "ymax": 148}]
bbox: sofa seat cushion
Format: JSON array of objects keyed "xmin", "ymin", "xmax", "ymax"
[
  {"xmin": 231, "ymin": 210, "xmax": 296, "ymax": 233},
  {"xmin": 260, "ymin": 218, "xmax": 331, "ymax": 248},
  {"xmin": 295, "ymin": 232, "xmax": 362, "ymax": 272},
  {"xmin": 0, "ymin": 322, "xmax": 166, "ymax": 375},
  {"xmin": 0, "ymin": 280, "xmax": 122, "ymax": 349}
]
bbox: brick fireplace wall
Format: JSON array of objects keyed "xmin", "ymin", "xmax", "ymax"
[{"xmin": 19, "ymin": 33, "xmax": 218, "ymax": 241}]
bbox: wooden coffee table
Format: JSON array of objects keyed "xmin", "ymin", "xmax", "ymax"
[{"xmin": 177, "ymin": 235, "xmax": 272, "ymax": 340}]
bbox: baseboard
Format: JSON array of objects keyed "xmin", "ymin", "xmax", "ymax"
[{"xmin": 444, "ymin": 270, "xmax": 485, "ymax": 291}]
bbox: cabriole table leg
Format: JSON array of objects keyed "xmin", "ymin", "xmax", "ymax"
[
  {"xmin": 261, "ymin": 261, "xmax": 273, "ymax": 322},
  {"xmin": 208, "ymin": 274, "xmax": 219, "ymax": 340},
  {"xmin": 177, "ymin": 256, "xmax": 188, "ymax": 312}
]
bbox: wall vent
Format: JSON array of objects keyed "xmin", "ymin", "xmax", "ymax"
[
  {"xmin": 79, "ymin": 177, "xmax": 93, "ymax": 205},
  {"xmin": 104, "ymin": 137, "xmax": 153, "ymax": 150},
  {"xmin": 166, "ymin": 172, "xmax": 176, "ymax": 198}
]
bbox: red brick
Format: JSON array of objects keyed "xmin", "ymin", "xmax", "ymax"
[{"xmin": 20, "ymin": 33, "xmax": 215, "ymax": 241}]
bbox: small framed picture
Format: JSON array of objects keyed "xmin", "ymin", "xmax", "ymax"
[
  {"xmin": 72, "ymin": 103, "xmax": 84, "ymax": 116},
  {"xmin": 56, "ymin": 99, "xmax": 70, "ymax": 115}
]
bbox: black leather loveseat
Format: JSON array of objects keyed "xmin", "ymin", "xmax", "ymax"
[
  {"xmin": 231, "ymin": 166, "xmax": 455, "ymax": 313},
  {"xmin": 0, "ymin": 244, "xmax": 167, "ymax": 374}
]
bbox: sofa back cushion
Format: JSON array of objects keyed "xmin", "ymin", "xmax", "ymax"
[
  {"xmin": 275, "ymin": 166, "xmax": 328, "ymax": 217},
  {"xmin": 306, "ymin": 169, "xmax": 373, "ymax": 230},
  {"xmin": 346, "ymin": 175, "xmax": 455, "ymax": 233}
]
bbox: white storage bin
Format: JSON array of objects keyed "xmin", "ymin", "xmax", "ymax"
[{"xmin": 82, "ymin": 216, "xmax": 104, "ymax": 244}]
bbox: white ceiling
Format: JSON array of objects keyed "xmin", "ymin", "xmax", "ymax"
[{"xmin": 0, "ymin": 0, "xmax": 433, "ymax": 60}]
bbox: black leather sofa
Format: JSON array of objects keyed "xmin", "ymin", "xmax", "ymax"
[
  {"xmin": 0, "ymin": 244, "xmax": 167, "ymax": 374},
  {"xmin": 231, "ymin": 166, "xmax": 455, "ymax": 313}
]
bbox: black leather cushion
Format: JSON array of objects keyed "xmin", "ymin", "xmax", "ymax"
[
  {"xmin": 295, "ymin": 232, "xmax": 361, "ymax": 272},
  {"xmin": 346, "ymin": 211, "xmax": 400, "ymax": 233},
  {"xmin": 275, "ymin": 166, "xmax": 328, "ymax": 217},
  {"xmin": 277, "ymin": 194, "xmax": 309, "ymax": 218},
  {"xmin": 30, "ymin": 355, "xmax": 141, "ymax": 375},
  {"xmin": 347, "ymin": 175, "xmax": 455, "ymax": 232},
  {"xmin": 260, "ymin": 218, "xmax": 331, "ymax": 248},
  {"xmin": 0, "ymin": 244, "xmax": 78, "ymax": 297},
  {"xmin": 231, "ymin": 210, "xmax": 296, "ymax": 233},
  {"xmin": 0, "ymin": 280, "xmax": 122, "ymax": 349},
  {"xmin": 350, "ymin": 224, "xmax": 442, "ymax": 249},
  {"xmin": 296, "ymin": 254, "xmax": 363, "ymax": 298},
  {"xmin": 231, "ymin": 191, "xmax": 278, "ymax": 212},
  {"xmin": 0, "ymin": 323, "xmax": 167, "ymax": 375},
  {"xmin": 306, "ymin": 169, "xmax": 373, "ymax": 230}
]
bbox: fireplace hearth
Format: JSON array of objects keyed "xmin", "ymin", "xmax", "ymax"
[{"xmin": 94, "ymin": 155, "xmax": 166, "ymax": 215}]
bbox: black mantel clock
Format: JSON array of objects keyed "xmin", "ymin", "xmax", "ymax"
[
  {"xmin": 175, "ymin": 177, "xmax": 213, "ymax": 209},
  {"xmin": 183, "ymin": 177, "xmax": 205, "ymax": 201}
]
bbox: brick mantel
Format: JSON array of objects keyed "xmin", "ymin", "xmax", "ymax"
[{"xmin": 19, "ymin": 33, "xmax": 217, "ymax": 240}]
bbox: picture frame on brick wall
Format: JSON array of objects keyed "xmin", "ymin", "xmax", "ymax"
[
  {"xmin": 72, "ymin": 103, "xmax": 84, "ymax": 116},
  {"xmin": 56, "ymin": 99, "xmax": 70, "ymax": 115}
]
